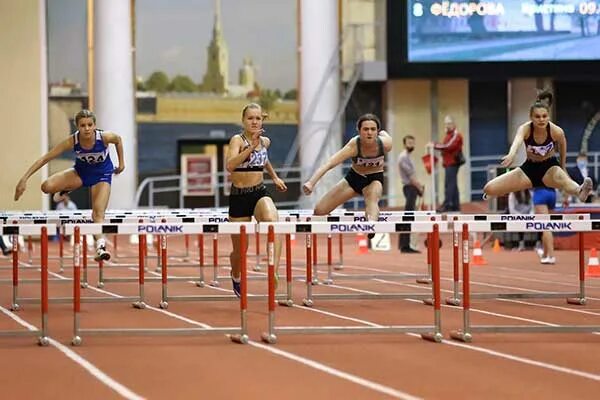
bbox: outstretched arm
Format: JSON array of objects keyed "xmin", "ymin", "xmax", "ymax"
[
  {"xmin": 501, "ymin": 124, "xmax": 527, "ymax": 168},
  {"xmin": 265, "ymin": 160, "xmax": 287, "ymax": 192},
  {"xmin": 103, "ymin": 132, "xmax": 125, "ymax": 174},
  {"xmin": 302, "ymin": 139, "xmax": 356, "ymax": 195},
  {"xmin": 14, "ymin": 136, "xmax": 73, "ymax": 201},
  {"xmin": 552, "ymin": 126, "xmax": 567, "ymax": 170}
]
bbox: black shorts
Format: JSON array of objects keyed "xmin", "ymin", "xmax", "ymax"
[
  {"xmin": 519, "ymin": 157, "xmax": 560, "ymax": 188},
  {"xmin": 228, "ymin": 184, "xmax": 270, "ymax": 218},
  {"xmin": 344, "ymin": 168, "xmax": 384, "ymax": 195}
]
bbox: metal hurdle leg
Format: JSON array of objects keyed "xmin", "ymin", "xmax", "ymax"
[
  {"xmin": 335, "ymin": 233, "xmax": 344, "ymax": 270},
  {"xmin": 159, "ymin": 234, "xmax": 169, "ymax": 309},
  {"xmin": 416, "ymin": 232, "xmax": 432, "ymax": 284},
  {"xmin": 195, "ymin": 234, "xmax": 206, "ymax": 287},
  {"xmin": 311, "ymin": 233, "xmax": 319, "ymax": 284},
  {"xmin": 72, "ymin": 227, "xmax": 83, "ymax": 346},
  {"xmin": 97, "ymin": 257, "xmax": 105, "ymax": 288},
  {"xmin": 302, "ymin": 234, "xmax": 314, "ymax": 307},
  {"xmin": 231, "ymin": 225, "xmax": 249, "ymax": 344},
  {"xmin": 261, "ymin": 225, "xmax": 277, "ymax": 344},
  {"xmin": 422, "ymin": 224, "xmax": 443, "ymax": 343},
  {"xmin": 253, "ymin": 232, "xmax": 261, "ymax": 271},
  {"xmin": 446, "ymin": 230, "xmax": 461, "ymax": 306},
  {"xmin": 450, "ymin": 224, "xmax": 473, "ymax": 342},
  {"xmin": 567, "ymin": 231, "xmax": 587, "ymax": 305},
  {"xmin": 112, "ymin": 234, "xmax": 118, "ymax": 260},
  {"xmin": 10, "ymin": 234, "xmax": 20, "ymax": 311},
  {"xmin": 184, "ymin": 234, "xmax": 190, "ymax": 260},
  {"xmin": 38, "ymin": 227, "xmax": 49, "ymax": 346},
  {"xmin": 277, "ymin": 233, "xmax": 294, "ymax": 307},
  {"xmin": 58, "ymin": 232, "xmax": 64, "ymax": 273},
  {"xmin": 132, "ymin": 234, "xmax": 147, "ymax": 309},
  {"xmin": 209, "ymin": 233, "xmax": 220, "ymax": 287},
  {"xmin": 323, "ymin": 234, "xmax": 333, "ymax": 285},
  {"xmin": 27, "ymin": 235, "xmax": 33, "ymax": 264},
  {"xmin": 81, "ymin": 236, "xmax": 89, "ymax": 288}
]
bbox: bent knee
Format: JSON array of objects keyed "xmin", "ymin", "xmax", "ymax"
[
  {"xmin": 40, "ymin": 181, "xmax": 53, "ymax": 194},
  {"xmin": 313, "ymin": 205, "xmax": 328, "ymax": 216}
]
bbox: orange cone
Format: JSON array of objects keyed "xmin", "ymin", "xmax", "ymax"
[
  {"xmin": 356, "ymin": 233, "xmax": 369, "ymax": 255},
  {"xmin": 471, "ymin": 240, "xmax": 487, "ymax": 265},
  {"xmin": 492, "ymin": 238, "xmax": 501, "ymax": 253},
  {"xmin": 586, "ymin": 248, "xmax": 600, "ymax": 278}
]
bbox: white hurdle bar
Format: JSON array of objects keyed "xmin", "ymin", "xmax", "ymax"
[
  {"xmin": 444, "ymin": 214, "xmax": 590, "ymax": 306},
  {"xmin": 67, "ymin": 223, "xmax": 253, "ymax": 345},
  {"xmin": 450, "ymin": 219, "xmax": 600, "ymax": 342},
  {"xmin": 258, "ymin": 221, "xmax": 447, "ymax": 344},
  {"xmin": 0, "ymin": 224, "xmax": 52, "ymax": 346}
]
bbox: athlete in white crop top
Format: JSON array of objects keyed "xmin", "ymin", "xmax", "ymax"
[
  {"xmin": 303, "ymin": 113, "xmax": 392, "ymax": 229},
  {"xmin": 483, "ymin": 90, "xmax": 591, "ymax": 202}
]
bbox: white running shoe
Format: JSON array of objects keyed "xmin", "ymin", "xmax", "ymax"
[
  {"xmin": 52, "ymin": 191, "xmax": 69, "ymax": 203},
  {"xmin": 577, "ymin": 177, "xmax": 593, "ymax": 202},
  {"xmin": 94, "ymin": 246, "xmax": 111, "ymax": 262},
  {"xmin": 540, "ymin": 256, "xmax": 556, "ymax": 265}
]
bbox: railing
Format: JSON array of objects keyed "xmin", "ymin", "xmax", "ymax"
[{"xmin": 136, "ymin": 151, "xmax": 600, "ymax": 210}]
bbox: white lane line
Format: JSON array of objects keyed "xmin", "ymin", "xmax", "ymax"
[
  {"xmin": 318, "ymin": 282, "xmax": 600, "ymax": 382},
  {"xmin": 248, "ymin": 341, "xmax": 422, "ymax": 400},
  {"xmin": 82, "ymin": 270, "xmax": 415, "ymax": 399},
  {"xmin": 0, "ymin": 305, "xmax": 144, "ymax": 400}
]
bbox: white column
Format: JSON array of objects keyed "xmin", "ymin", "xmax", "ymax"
[
  {"xmin": 94, "ymin": 0, "xmax": 136, "ymax": 209},
  {"xmin": 507, "ymin": 79, "xmax": 538, "ymax": 167},
  {"xmin": 299, "ymin": 0, "xmax": 341, "ymax": 207}
]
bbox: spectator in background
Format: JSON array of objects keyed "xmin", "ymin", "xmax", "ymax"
[
  {"xmin": 428, "ymin": 115, "xmax": 464, "ymax": 212},
  {"xmin": 507, "ymin": 189, "xmax": 533, "ymax": 251},
  {"xmin": 397, "ymin": 134, "xmax": 424, "ymax": 253},
  {"xmin": 55, "ymin": 193, "xmax": 78, "ymax": 211},
  {"xmin": 568, "ymin": 152, "xmax": 596, "ymax": 203}
]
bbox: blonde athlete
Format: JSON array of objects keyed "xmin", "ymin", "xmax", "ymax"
[
  {"xmin": 14, "ymin": 109, "xmax": 124, "ymax": 261},
  {"xmin": 226, "ymin": 103, "xmax": 287, "ymax": 297}
]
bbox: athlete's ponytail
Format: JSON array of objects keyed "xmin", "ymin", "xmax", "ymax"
[{"xmin": 530, "ymin": 89, "xmax": 553, "ymax": 115}]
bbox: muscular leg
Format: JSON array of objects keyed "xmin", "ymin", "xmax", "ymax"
[
  {"xmin": 41, "ymin": 169, "xmax": 82, "ymax": 195},
  {"xmin": 90, "ymin": 182, "xmax": 111, "ymax": 260},
  {"xmin": 313, "ymin": 179, "xmax": 357, "ymax": 216},
  {"xmin": 362, "ymin": 180, "xmax": 383, "ymax": 221},
  {"xmin": 229, "ymin": 216, "xmax": 252, "ymax": 280},
  {"xmin": 254, "ymin": 197, "xmax": 282, "ymax": 277},
  {"xmin": 483, "ymin": 168, "xmax": 532, "ymax": 197},
  {"xmin": 542, "ymin": 166, "xmax": 585, "ymax": 196},
  {"xmin": 534, "ymin": 204, "xmax": 554, "ymax": 258}
]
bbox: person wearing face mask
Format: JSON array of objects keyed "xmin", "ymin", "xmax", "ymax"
[
  {"xmin": 428, "ymin": 115, "xmax": 464, "ymax": 212},
  {"xmin": 568, "ymin": 152, "xmax": 596, "ymax": 203},
  {"xmin": 398, "ymin": 135, "xmax": 424, "ymax": 253}
]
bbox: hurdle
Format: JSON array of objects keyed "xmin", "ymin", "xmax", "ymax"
[
  {"xmin": 451, "ymin": 219, "xmax": 600, "ymax": 342},
  {"xmin": 0, "ymin": 224, "xmax": 50, "ymax": 346},
  {"xmin": 444, "ymin": 214, "xmax": 591, "ymax": 306},
  {"xmin": 296, "ymin": 213, "xmax": 443, "ymax": 286},
  {"xmin": 259, "ymin": 221, "xmax": 445, "ymax": 344},
  {"xmin": 69, "ymin": 225, "xmax": 249, "ymax": 345}
]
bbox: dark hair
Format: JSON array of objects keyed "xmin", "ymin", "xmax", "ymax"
[
  {"xmin": 403, "ymin": 135, "xmax": 415, "ymax": 145},
  {"xmin": 74, "ymin": 109, "xmax": 96, "ymax": 125},
  {"xmin": 356, "ymin": 113, "xmax": 381, "ymax": 131},
  {"xmin": 529, "ymin": 89, "xmax": 553, "ymax": 115},
  {"xmin": 241, "ymin": 103, "xmax": 263, "ymax": 119}
]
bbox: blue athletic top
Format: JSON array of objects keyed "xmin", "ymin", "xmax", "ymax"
[
  {"xmin": 234, "ymin": 134, "xmax": 269, "ymax": 172},
  {"xmin": 73, "ymin": 129, "xmax": 114, "ymax": 174}
]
